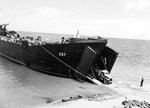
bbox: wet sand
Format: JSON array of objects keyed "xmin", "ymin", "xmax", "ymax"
[
  {"xmin": 0, "ymin": 73, "xmax": 118, "ymax": 108},
  {"xmin": 0, "ymin": 55, "xmax": 118, "ymax": 108},
  {"xmin": 35, "ymin": 82, "xmax": 150, "ymax": 108},
  {"xmin": 1, "ymin": 56, "xmax": 150, "ymax": 108}
]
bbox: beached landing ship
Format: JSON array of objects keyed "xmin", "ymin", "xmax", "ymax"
[{"xmin": 0, "ymin": 24, "xmax": 118, "ymax": 84}]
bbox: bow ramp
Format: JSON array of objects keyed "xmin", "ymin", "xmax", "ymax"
[{"xmin": 75, "ymin": 45, "xmax": 118, "ymax": 85}]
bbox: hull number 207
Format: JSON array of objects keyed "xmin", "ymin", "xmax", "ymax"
[{"xmin": 59, "ymin": 52, "xmax": 66, "ymax": 56}]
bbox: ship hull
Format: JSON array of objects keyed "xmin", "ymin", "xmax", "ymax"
[{"xmin": 0, "ymin": 39, "xmax": 111, "ymax": 79}]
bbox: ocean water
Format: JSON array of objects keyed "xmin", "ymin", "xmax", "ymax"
[
  {"xmin": 108, "ymin": 38, "xmax": 150, "ymax": 85},
  {"xmin": 0, "ymin": 31, "xmax": 150, "ymax": 108}
]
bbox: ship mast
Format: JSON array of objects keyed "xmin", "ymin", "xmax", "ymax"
[{"xmin": 76, "ymin": 29, "xmax": 79, "ymax": 38}]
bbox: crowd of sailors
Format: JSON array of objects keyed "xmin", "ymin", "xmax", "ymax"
[
  {"xmin": 0, "ymin": 34, "xmax": 50, "ymax": 46},
  {"xmin": 0, "ymin": 33, "xmax": 70, "ymax": 46},
  {"xmin": 0, "ymin": 23, "xmax": 103, "ymax": 46},
  {"xmin": 0, "ymin": 24, "xmax": 63, "ymax": 46}
]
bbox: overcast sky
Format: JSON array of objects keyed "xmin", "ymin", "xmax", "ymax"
[{"xmin": 0, "ymin": 0, "xmax": 150, "ymax": 39}]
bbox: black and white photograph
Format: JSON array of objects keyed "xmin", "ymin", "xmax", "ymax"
[{"xmin": 0, "ymin": 0, "xmax": 150, "ymax": 108}]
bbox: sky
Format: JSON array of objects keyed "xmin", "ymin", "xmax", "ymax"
[{"xmin": 0, "ymin": 0, "xmax": 150, "ymax": 40}]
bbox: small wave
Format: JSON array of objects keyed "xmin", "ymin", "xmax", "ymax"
[
  {"xmin": 128, "ymin": 84, "xmax": 150, "ymax": 93},
  {"xmin": 140, "ymin": 84, "xmax": 150, "ymax": 92}
]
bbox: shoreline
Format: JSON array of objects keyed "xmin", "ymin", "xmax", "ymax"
[{"xmin": 35, "ymin": 83, "xmax": 150, "ymax": 108}]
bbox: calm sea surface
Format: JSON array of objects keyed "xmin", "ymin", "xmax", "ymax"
[{"xmin": 0, "ymin": 31, "xmax": 150, "ymax": 108}]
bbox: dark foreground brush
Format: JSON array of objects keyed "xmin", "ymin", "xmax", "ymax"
[{"xmin": 122, "ymin": 99, "xmax": 150, "ymax": 108}]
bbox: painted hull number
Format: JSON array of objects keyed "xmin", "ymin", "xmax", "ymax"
[{"xmin": 59, "ymin": 52, "xmax": 66, "ymax": 56}]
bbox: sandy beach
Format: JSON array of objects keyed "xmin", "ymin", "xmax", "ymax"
[
  {"xmin": 33, "ymin": 81, "xmax": 150, "ymax": 108},
  {"xmin": 1, "ymin": 63, "xmax": 150, "ymax": 108}
]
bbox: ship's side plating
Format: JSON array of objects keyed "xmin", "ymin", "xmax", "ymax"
[
  {"xmin": 0, "ymin": 24, "xmax": 118, "ymax": 84},
  {"xmin": 0, "ymin": 39, "xmax": 117, "ymax": 80}
]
